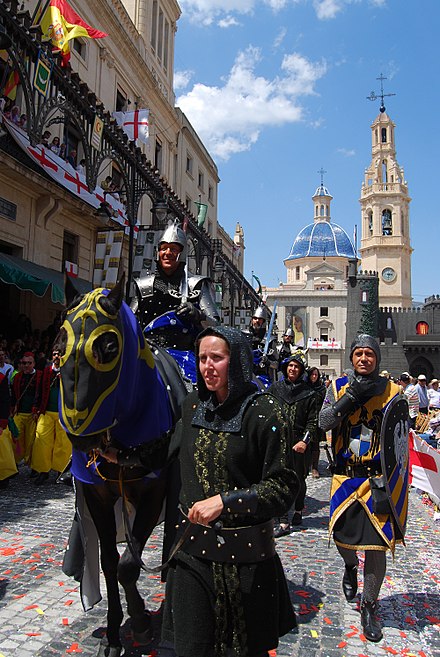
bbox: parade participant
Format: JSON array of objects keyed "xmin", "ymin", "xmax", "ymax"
[
  {"xmin": 0, "ymin": 370, "xmax": 17, "ymax": 488},
  {"xmin": 268, "ymin": 350, "xmax": 319, "ymax": 534},
  {"xmin": 277, "ymin": 328, "xmax": 294, "ymax": 366},
  {"xmin": 30, "ymin": 350, "xmax": 71, "ymax": 485},
  {"xmin": 415, "ymin": 374, "xmax": 429, "ymax": 414},
  {"xmin": 10, "ymin": 352, "xmax": 41, "ymax": 466},
  {"xmin": 103, "ymin": 326, "xmax": 298, "ymax": 657},
  {"xmin": 131, "ymin": 220, "xmax": 219, "ymax": 352},
  {"xmin": 319, "ymin": 334, "xmax": 409, "ymax": 643},
  {"xmin": 308, "ymin": 366, "xmax": 326, "ymax": 478},
  {"xmin": 245, "ymin": 305, "xmax": 278, "ymax": 383}
]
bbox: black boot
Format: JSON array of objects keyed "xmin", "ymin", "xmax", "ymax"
[
  {"xmin": 342, "ymin": 564, "xmax": 358, "ymax": 601},
  {"xmin": 361, "ymin": 600, "xmax": 383, "ymax": 642}
]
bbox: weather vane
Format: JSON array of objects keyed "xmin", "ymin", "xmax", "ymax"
[
  {"xmin": 366, "ymin": 73, "xmax": 395, "ymax": 113},
  {"xmin": 318, "ymin": 167, "xmax": 327, "ymax": 187}
]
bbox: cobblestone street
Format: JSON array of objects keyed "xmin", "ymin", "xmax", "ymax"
[{"xmin": 1, "ymin": 456, "xmax": 439, "ymax": 657}]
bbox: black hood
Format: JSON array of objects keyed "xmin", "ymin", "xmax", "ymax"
[{"xmin": 193, "ymin": 326, "xmax": 258, "ymax": 432}]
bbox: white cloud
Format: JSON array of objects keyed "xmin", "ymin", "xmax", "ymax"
[
  {"xmin": 337, "ymin": 147, "xmax": 356, "ymax": 157},
  {"xmin": 176, "ymin": 47, "xmax": 327, "ymax": 160},
  {"xmin": 174, "ymin": 70, "xmax": 194, "ymax": 90},
  {"xmin": 179, "ymin": 0, "xmax": 387, "ymax": 24},
  {"xmin": 273, "ymin": 27, "xmax": 287, "ymax": 49},
  {"xmin": 218, "ymin": 16, "xmax": 241, "ymax": 28}
]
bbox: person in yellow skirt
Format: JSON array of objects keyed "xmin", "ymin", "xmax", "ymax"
[
  {"xmin": 31, "ymin": 350, "xmax": 71, "ymax": 485},
  {"xmin": 10, "ymin": 352, "xmax": 41, "ymax": 466},
  {"xmin": 0, "ymin": 371, "xmax": 17, "ymax": 488}
]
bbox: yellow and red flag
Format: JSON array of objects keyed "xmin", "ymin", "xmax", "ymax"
[
  {"xmin": 39, "ymin": 0, "xmax": 107, "ymax": 66},
  {"xmin": 4, "ymin": 70, "xmax": 20, "ymax": 100}
]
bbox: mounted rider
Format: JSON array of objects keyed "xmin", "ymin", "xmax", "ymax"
[
  {"xmin": 131, "ymin": 221, "xmax": 219, "ymax": 353},
  {"xmin": 243, "ymin": 304, "xmax": 278, "ymax": 384}
]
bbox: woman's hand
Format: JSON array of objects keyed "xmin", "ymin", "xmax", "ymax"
[
  {"xmin": 188, "ymin": 494, "xmax": 224, "ymax": 526},
  {"xmin": 293, "ymin": 440, "xmax": 307, "ymax": 454},
  {"xmin": 100, "ymin": 446, "xmax": 119, "ymax": 463}
]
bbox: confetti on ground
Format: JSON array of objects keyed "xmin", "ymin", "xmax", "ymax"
[
  {"xmin": 26, "ymin": 632, "xmax": 41, "ymax": 637},
  {"xmin": 62, "ymin": 618, "xmax": 69, "ymax": 625},
  {"xmin": 66, "ymin": 644, "xmax": 83, "ymax": 654},
  {"xmin": 337, "ymin": 641, "xmax": 347, "ymax": 648},
  {"xmin": 310, "ymin": 629, "xmax": 318, "ymax": 638}
]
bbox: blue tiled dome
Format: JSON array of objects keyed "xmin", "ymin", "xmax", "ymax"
[{"xmin": 286, "ymin": 221, "xmax": 356, "ymax": 260}]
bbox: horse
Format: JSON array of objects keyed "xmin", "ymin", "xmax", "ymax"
[{"xmin": 54, "ymin": 276, "xmax": 186, "ymax": 657}]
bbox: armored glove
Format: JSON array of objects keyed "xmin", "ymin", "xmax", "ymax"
[
  {"xmin": 176, "ymin": 302, "xmax": 204, "ymax": 325},
  {"xmin": 346, "ymin": 375, "xmax": 378, "ymax": 406}
]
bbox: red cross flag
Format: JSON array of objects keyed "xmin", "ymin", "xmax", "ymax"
[
  {"xmin": 112, "ymin": 109, "xmax": 149, "ymax": 145},
  {"xmin": 409, "ymin": 429, "xmax": 440, "ymax": 499}
]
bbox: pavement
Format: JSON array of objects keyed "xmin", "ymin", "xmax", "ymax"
[{"xmin": 0, "ymin": 455, "xmax": 440, "ymax": 657}]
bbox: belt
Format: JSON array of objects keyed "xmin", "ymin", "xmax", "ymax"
[
  {"xmin": 335, "ymin": 463, "xmax": 382, "ymax": 478},
  {"xmin": 176, "ymin": 511, "xmax": 275, "ymax": 564}
]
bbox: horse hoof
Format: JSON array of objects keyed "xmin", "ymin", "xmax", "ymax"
[
  {"xmin": 97, "ymin": 640, "xmax": 122, "ymax": 657},
  {"xmin": 132, "ymin": 627, "xmax": 153, "ymax": 645}
]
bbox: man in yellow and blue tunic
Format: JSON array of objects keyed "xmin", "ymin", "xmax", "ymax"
[{"xmin": 319, "ymin": 334, "xmax": 409, "ymax": 643}]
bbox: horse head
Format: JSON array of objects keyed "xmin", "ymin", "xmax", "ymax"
[{"xmin": 54, "ymin": 275, "xmax": 146, "ymax": 450}]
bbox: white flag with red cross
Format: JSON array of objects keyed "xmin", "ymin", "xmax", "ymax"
[
  {"xmin": 112, "ymin": 109, "xmax": 149, "ymax": 145},
  {"xmin": 409, "ymin": 429, "xmax": 440, "ymax": 499}
]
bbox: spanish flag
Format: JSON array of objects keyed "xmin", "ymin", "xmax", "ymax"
[{"xmin": 39, "ymin": 0, "xmax": 107, "ymax": 66}]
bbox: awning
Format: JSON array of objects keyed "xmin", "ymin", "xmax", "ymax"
[{"xmin": 0, "ymin": 253, "xmax": 92, "ymax": 304}]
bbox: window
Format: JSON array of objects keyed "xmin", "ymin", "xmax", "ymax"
[
  {"xmin": 0, "ymin": 197, "xmax": 16, "ymax": 221},
  {"xmin": 381, "ymin": 127, "xmax": 387, "ymax": 143},
  {"xmin": 63, "ymin": 231, "xmax": 78, "ymax": 268},
  {"xmin": 382, "ymin": 209, "xmax": 392, "ymax": 236},
  {"xmin": 416, "ymin": 322, "xmax": 429, "ymax": 335},
  {"xmin": 163, "ymin": 20, "xmax": 169, "ymax": 71},
  {"xmin": 155, "ymin": 139, "xmax": 162, "ymax": 172},
  {"xmin": 158, "ymin": 9, "xmax": 164, "ymax": 62},
  {"xmin": 185, "ymin": 197, "xmax": 192, "ymax": 211},
  {"xmin": 320, "ymin": 329, "xmax": 328, "ymax": 342},
  {"xmin": 295, "ymin": 266, "xmax": 300, "ymax": 281},
  {"xmin": 72, "ymin": 38, "xmax": 87, "ymax": 61},
  {"xmin": 320, "ymin": 355, "xmax": 328, "ymax": 367},
  {"xmin": 381, "ymin": 159, "xmax": 388, "ymax": 183},
  {"xmin": 208, "ymin": 184, "xmax": 213, "ymax": 203},
  {"xmin": 320, "ymin": 307, "xmax": 328, "ymax": 317},
  {"xmin": 368, "ymin": 211, "xmax": 373, "ymax": 236},
  {"xmin": 198, "ymin": 170, "xmax": 204, "ymax": 190},
  {"xmin": 151, "ymin": 0, "xmax": 158, "ymax": 51},
  {"xmin": 116, "ymin": 90, "xmax": 128, "ymax": 112},
  {"xmin": 186, "ymin": 153, "xmax": 193, "ymax": 176}
]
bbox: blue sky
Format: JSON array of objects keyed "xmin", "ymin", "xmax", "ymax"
[{"xmin": 173, "ymin": 0, "xmax": 438, "ymax": 303}]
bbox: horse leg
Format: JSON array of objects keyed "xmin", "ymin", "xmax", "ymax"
[
  {"xmin": 83, "ymin": 483, "xmax": 124, "ymax": 655},
  {"xmin": 117, "ymin": 474, "xmax": 168, "ymax": 643}
]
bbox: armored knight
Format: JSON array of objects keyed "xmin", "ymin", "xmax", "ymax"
[
  {"xmin": 319, "ymin": 334, "xmax": 409, "ymax": 643},
  {"xmin": 131, "ymin": 222, "xmax": 219, "ymax": 352},
  {"xmin": 243, "ymin": 305, "xmax": 278, "ymax": 383}
]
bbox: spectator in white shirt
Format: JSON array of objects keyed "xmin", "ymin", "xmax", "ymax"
[
  {"xmin": 399, "ymin": 372, "xmax": 419, "ymax": 429},
  {"xmin": 416, "ymin": 374, "xmax": 429, "ymax": 414},
  {"xmin": 428, "ymin": 379, "xmax": 440, "ymax": 410}
]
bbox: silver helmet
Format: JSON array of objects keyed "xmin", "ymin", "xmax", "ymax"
[
  {"xmin": 284, "ymin": 328, "xmax": 294, "ymax": 338},
  {"xmin": 252, "ymin": 305, "xmax": 268, "ymax": 321},
  {"xmin": 157, "ymin": 220, "xmax": 187, "ymax": 262}
]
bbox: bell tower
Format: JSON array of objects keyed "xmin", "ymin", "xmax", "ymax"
[{"xmin": 359, "ymin": 75, "xmax": 412, "ymax": 308}]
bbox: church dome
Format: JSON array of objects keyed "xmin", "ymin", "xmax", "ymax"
[{"xmin": 286, "ymin": 220, "xmax": 356, "ymax": 260}]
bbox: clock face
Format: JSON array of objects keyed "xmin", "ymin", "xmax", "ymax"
[{"xmin": 382, "ymin": 267, "xmax": 397, "ymax": 283}]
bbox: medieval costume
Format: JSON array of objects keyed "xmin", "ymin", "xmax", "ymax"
[
  {"xmin": 243, "ymin": 305, "xmax": 278, "ymax": 385},
  {"xmin": 268, "ymin": 351, "xmax": 319, "ymax": 533},
  {"xmin": 10, "ymin": 356, "xmax": 41, "ymax": 464},
  {"xmin": 319, "ymin": 334, "xmax": 409, "ymax": 643},
  {"xmin": 307, "ymin": 367, "xmax": 326, "ymax": 477},
  {"xmin": 114, "ymin": 326, "xmax": 298, "ymax": 657},
  {"xmin": 0, "ymin": 372, "xmax": 17, "ymax": 487},
  {"xmin": 131, "ymin": 222, "xmax": 219, "ymax": 353},
  {"xmin": 31, "ymin": 355, "xmax": 71, "ymax": 483}
]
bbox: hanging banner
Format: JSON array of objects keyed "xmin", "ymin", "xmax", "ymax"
[
  {"xmin": 33, "ymin": 50, "xmax": 52, "ymax": 98},
  {"xmin": 93, "ymin": 230, "xmax": 124, "ymax": 289},
  {"xmin": 91, "ymin": 114, "xmax": 104, "ymax": 151}
]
